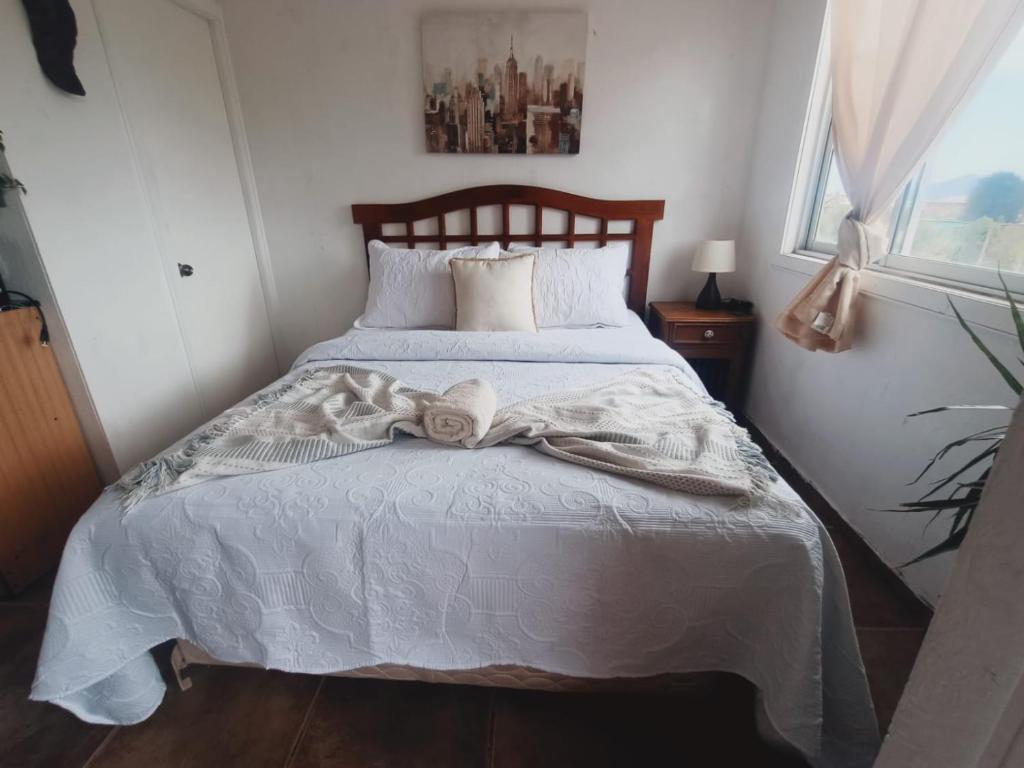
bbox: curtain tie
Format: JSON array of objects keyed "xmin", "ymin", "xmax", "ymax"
[{"xmin": 837, "ymin": 214, "xmax": 883, "ymax": 271}]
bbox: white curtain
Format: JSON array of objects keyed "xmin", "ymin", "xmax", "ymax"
[{"xmin": 777, "ymin": 0, "xmax": 1024, "ymax": 353}]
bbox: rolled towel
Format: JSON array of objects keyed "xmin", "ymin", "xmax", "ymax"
[{"xmin": 423, "ymin": 378, "xmax": 497, "ymax": 448}]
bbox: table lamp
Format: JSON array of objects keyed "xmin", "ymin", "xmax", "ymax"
[{"xmin": 692, "ymin": 240, "xmax": 735, "ymax": 311}]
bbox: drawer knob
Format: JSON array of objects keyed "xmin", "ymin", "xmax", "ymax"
[{"xmin": 703, "ymin": 328, "xmax": 715, "ymax": 339}]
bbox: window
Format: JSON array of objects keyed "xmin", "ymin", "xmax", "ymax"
[{"xmin": 803, "ymin": 25, "xmax": 1024, "ymax": 294}]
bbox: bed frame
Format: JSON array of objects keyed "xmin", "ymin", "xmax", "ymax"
[
  {"xmin": 171, "ymin": 184, "xmax": 667, "ymax": 694},
  {"xmin": 351, "ymin": 184, "xmax": 665, "ymax": 315},
  {"xmin": 170, "ymin": 638, "xmax": 726, "ymax": 695}
]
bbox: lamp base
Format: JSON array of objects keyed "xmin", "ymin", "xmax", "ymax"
[{"xmin": 695, "ymin": 272, "xmax": 721, "ymax": 311}]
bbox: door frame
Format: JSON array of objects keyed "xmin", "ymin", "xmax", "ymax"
[{"xmin": 171, "ymin": 0, "xmax": 282, "ymax": 374}]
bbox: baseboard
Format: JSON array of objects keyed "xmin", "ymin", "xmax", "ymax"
[{"xmin": 745, "ymin": 420, "xmax": 934, "ymax": 624}]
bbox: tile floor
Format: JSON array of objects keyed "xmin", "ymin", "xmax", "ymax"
[{"xmin": 1, "ymin": 453, "xmax": 931, "ymax": 768}]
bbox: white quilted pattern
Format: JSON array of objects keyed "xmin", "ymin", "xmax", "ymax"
[
  {"xmin": 31, "ymin": 319, "xmax": 878, "ymax": 767},
  {"xmin": 509, "ymin": 243, "xmax": 631, "ymax": 327},
  {"xmin": 359, "ymin": 240, "xmax": 499, "ymax": 328}
]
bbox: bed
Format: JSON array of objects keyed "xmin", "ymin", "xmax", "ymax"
[{"xmin": 31, "ymin": 186, "xmax": 879, "ymax": 767}]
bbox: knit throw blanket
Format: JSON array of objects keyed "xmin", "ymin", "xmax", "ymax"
[{"xmin": 117, "ymin": 365, "xmax": 780, "ymax": 511}]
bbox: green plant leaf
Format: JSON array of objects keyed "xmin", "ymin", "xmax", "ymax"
[
  {"xmin": 895, "ymin": 291, "xmax": 1018, "ymax": 567},
  {"xmin": 919, "ymin": 443, "xmax": 998, "ymax": 500},
  {"xmin": 876, "ymin": 502, "xmax": 959, "ymax": 514},
  {"xmin": 948, "ymin": 296, "xmax": 1022, "ymax": 395},
  {"xmin": 923, "ymin": 438, "xmax": 998, "ymax": 487},
  {"xmin": 949, "ymin": 508, "xmax": 972, "ymax": 538},
  {"xmin": 901, "ymin": 525, "xmax": 969, "ymax": 567},
  {"xmin": 999, "ymin": 272, "xmax": 1024, "ymax": 358},
  {"xmin": 896, "ymin": 498, "xmax": 974, "ymax": 511},
  {"xmin": 955, "ymin": 480, "xmax": 987, "ymax": 490},
  {"xmin": 908, "ymin": 405, "xmax": 1011, "ymax": 417},
  {"xmin": 921, "ymin": 501, "xmax": 970, "ymax": 533},
  {"xmin": 948, "ymin": 478, "xmax": 984, "ymax": 537},
  {"xmin": 909, "ymin": 431, "xmax": 1003, "ymax": 485}
]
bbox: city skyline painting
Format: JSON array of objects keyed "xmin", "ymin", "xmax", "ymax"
[{"xmin": 422, "ymin": 11, "xmax": 586, "ymax": 155}]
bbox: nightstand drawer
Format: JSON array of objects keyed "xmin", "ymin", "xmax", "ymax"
[
  {"xmin": 649, "ymin": 302, "xmax": 754, "ymax": 413},
  {"xmin": 669, "ymin": 323, "xmax": 742, "ymax": 345}
]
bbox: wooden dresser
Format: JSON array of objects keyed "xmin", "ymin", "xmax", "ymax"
[
  {"xmin": 649, "ymin": 301, "xmax": 755, "ymax": 413},
  {"xmin": 0, "ymin": 308, "xmax": 101, "ymax": 594}
]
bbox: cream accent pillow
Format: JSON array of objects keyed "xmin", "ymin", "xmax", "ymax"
[{"xmin": 451, "ymin": 253, "xmax": 538, "ymax": 332}]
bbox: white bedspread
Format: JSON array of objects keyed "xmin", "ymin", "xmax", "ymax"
[{"xmin": 32, "ymin": 315, "xmax": 879, "ymax": 767}]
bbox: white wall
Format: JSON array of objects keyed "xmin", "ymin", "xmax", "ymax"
[
  {"xmin": 6, "ymin": 0, "xmax": 1005, "ymax": 604},
  {"xmin": 0, "ymin": 0, "xmax": 205, "ymax": 475},
  {"xmin": 739, "ymin": 0, "xmax": 1021, "ymax": 605},
  {"xmin": 220, "ymin": 0, "xmax": 777, "ymax": 365}
]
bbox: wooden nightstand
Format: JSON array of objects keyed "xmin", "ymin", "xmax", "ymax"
[{"xmin": 649, "ymin": 302, "xmax": 755, "ymax": 412}]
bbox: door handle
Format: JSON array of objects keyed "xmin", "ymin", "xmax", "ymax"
[{"xmin": 178, "ymin": 263, "xmax": 194, "ymax": 277}]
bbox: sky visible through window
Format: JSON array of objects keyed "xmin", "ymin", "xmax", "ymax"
[
  {"xmin": 929, "ymin": 28, "xmax": 1024, "ymax": 182},
  {"xmin": 812, "ymin": 25, "xmax": 1024, "ymax": 278}
]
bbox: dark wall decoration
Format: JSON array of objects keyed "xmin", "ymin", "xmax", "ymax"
[{"xmin": 21, "ymin": 0, "xmax": 86, "ymax": 96}]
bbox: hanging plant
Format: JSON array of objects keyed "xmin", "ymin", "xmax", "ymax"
[
  {"xmin": 0, "ymin": 130, "xmax": 28, "ymax": 208},
  {"xmin": 890, "ymin": 275, "xmax": 1022, "ymax": 565}
]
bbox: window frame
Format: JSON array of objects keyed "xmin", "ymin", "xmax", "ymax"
[
  {"xmin": 800, "ymin": 123, "xmax": 1024, "ymax": 297},
  {"xmin": 803, "ymin": 130, "xmax": 840, "ymax": 256}
]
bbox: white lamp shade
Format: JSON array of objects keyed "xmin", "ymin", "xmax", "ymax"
[{"xmin": 692, "ymin": 240, "xmax": 736, "ymax": 273}]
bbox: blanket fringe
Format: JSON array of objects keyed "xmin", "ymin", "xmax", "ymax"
[
  {"xmin": 699, "ymin": 392, "xmax": 805, "ymax": 518},
  {"xmin": 116, "ymin": 370, "xmax": 320, "ymax": 514},
  {"xmin": 117, "ymin": 365, "xmax": 805, "ymax": 521}
]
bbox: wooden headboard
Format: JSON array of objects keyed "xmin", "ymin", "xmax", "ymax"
[{"xmin": 351, "ymin": 185, "xmax": 665, "ymax": 315}]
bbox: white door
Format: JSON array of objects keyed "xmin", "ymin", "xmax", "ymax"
[{"xmin": 93, "ymin": 0, "xmax": 278, "ymax": 419}]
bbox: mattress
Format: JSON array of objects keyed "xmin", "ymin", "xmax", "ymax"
[{"xmin": 31, "ymin": 314, "xmax": 879, "ymax": 767}]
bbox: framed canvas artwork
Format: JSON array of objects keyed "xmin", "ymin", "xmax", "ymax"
[{"xmin": 422, "ymin": 11, "xmax": 586, "ymax": 155}]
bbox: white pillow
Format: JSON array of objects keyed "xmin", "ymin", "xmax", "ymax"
[
  {"xmin": 451, "ymin": 253, "xmax": 538, "ymax": 332},
  {"xmin": 359, "ymin": 240, "xmax": 500, "ymax": 328},
  {"xmin": 508, "ymin": 243, "xmax": 631, "ymax": 327}
]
